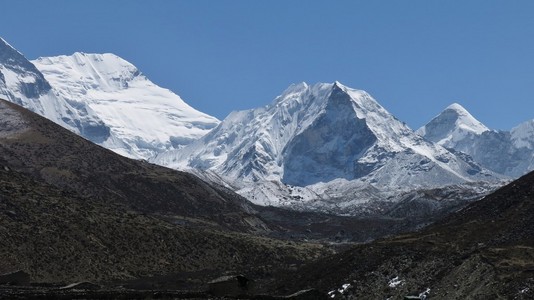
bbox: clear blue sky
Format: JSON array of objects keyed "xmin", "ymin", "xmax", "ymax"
[{"xmin": 1, "ymin": 0, "xmax": 533, "ymax": 130}]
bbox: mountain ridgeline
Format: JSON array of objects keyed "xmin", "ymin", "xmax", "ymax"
[
  {"xmin": 154, "ymin": 82, "xmax": 503, "ymax": 212},
  {"xmin": 2, "ymin": 36, "xmax": 534, "ymax": 217},
  {"xmin": 266, "ymin": 168, "xmax": 534, "ymax": 299},
  {"xmin": 419, "ymin": 103, "xmax": 534, "ymax": 177},
  {"xmin": 0, "ymin": 38, "xmax": 51, "ymax": 99},
  {"xmin": 1, "ymin": 36, "xmax": 534, "ymax": 299}
]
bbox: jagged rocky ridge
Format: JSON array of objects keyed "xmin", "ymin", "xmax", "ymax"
[
  {"xmin": 2, "ymin": 36, "xmax": 531, "ymax": 216},
  {"xmin": 154, "ymin": 82, "xmax": 502, "ymax": 211}
]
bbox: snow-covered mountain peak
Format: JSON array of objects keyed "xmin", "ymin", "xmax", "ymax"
[
  {"xmin": 417, "ymin": 102, "xmax": 489, "ymax": 147},
  {"xmin": 441, "ymin": 103, "xmax": 488, "ymax": 132},
  {"xmin": 0, "ymin": 36, "xmax": 219, "ymax": 160},
  {"xmin": 32, "ymin": 52, "xmax": 219, "ymax": 159},
  {"xmin": 445, "ymin": 103, "xmax": 488, "ymax": 134},
  {"xmin": 154, "ymin": 82, "xmax": 498, "ymax": 206},
  {"xmin": 271, "ymin": 81, "xmax": 383, "ymax": 121},
  {"xmin": 446, "ymin": 102, "xmax": 468, "ymax": 113},
  {"xmin": 34, "ymin": 52, "xmax": 142, "ymax": 93},
  {"xmin": 511, "ymin": 119, "xmax": 534, "ymax": 149}
]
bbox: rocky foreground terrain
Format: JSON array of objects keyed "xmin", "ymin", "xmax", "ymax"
[{"xmin": 265, "ymin": 169, "xmax": 534, "ymax": 299}]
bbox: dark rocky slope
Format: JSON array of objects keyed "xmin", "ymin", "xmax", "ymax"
[
  {"xmin": 0, "ymin": 167, "xmax": 326, "ymax": 284},
  {"xmin": 267, "ymin": 169, "xmax": 534, "ymax": 299},
  {"xmin": 0, "ymin": 99, "xmax": 329, "ymax": 286},
  {"xmin": 0, "ymin": 99, "xmax": 264, "ymax": 232}
]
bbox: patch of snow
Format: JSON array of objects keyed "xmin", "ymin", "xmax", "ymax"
[
  {"xmin": 328, "ymin": 283, "xmax": 352, "ymax": 298},
  {"xmin": 339, "ymin": 283, "xmax": 351, "ymax": 294},
  {"xmin": 388, "ymin": 276, "xmax": 403, "ymax": 288},
  {"xmin": 419, "ymin": 287, "xmax": 431, "ymax": 299}
]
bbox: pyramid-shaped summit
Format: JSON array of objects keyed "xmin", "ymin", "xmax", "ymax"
[
  {"xmin": 417, "ymin": 102, "xmax": 489, "ymax": 147},
  {"xmin": 418, "ymin": 102, "xmax": 534, "ymax": 178},
  {"xmin": 154, "ymin": 82, "xmax": 500, "ymax": 205}
]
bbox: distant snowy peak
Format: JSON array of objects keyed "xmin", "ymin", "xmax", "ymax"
[
  {"xmin": 33, "ymin": 52, "xmax": 219, "ymax": 159},
  {"xmin": 270, "ymin": 81, "xmax": 413, "ymax": 151},
  {"xmin": 511, "ymin": 119, "xmax": 534, "ymax": 149},
  {"xmin": 445, "ymin": 103, "xmax": 489, "ymax": 134},
  {"xmin": 418, "ymin": 103, "xmax": 534, "ymax": 178},
  {"xmin": 418, "ymin": 102, "xmax": 489, "ymax": 146}
]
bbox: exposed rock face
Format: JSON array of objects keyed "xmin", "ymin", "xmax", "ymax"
[{"xmin": 283, "ymin": 84, "xmax": 377, "ymax": 185}]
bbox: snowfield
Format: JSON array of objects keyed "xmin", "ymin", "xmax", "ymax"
[{"xmin": 33, "ymin": 53, "xmax": 219, "ymax": 159}]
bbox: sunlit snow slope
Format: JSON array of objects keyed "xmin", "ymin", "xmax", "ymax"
[
  {"xmin": 0, "ymin": 37, "xmax": 219, "ymax": 159},
  {"xmin": 0, "ymin": 38, "xmax": 111, "ymax": 143},
  {"xmin": 33, "ymin": 53, "xmax": 219, "ymax": 159}
]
